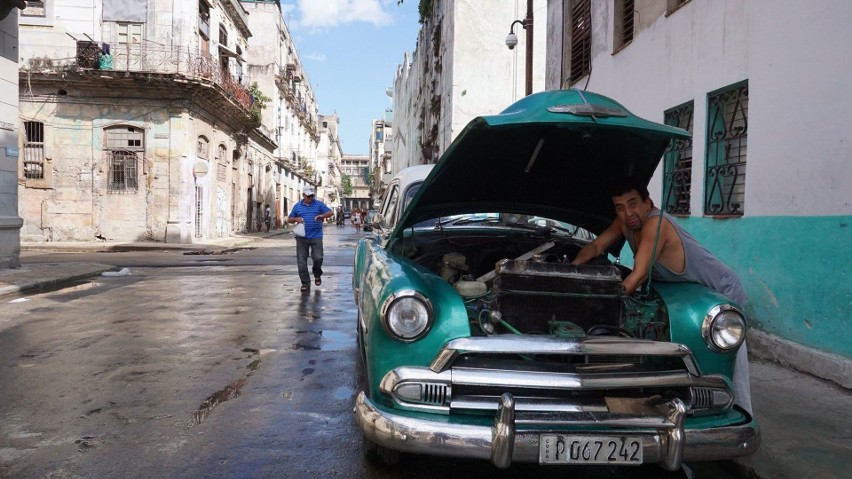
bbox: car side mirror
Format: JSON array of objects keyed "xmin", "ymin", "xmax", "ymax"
[{"xmin": 372, "ymin": 214, "xmax": 384, "ymax": 231}]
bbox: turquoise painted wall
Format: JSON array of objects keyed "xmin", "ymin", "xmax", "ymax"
[{"xmin": 619, "ymin": 216, "xmax": 851, "ymax": 358}]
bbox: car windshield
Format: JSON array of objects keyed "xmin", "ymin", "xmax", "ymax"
[{"xmin": 416, "ymin": 213, "xmax": 596, "ymax": 240}]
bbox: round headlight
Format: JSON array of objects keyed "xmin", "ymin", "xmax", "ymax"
[
  {"xmin": 702, "ymin": 305, "xmax": 746, "ymax": 351},
  {"xmin": 382, "ymin": 291, "xmax": 433, "ymax": 341}
]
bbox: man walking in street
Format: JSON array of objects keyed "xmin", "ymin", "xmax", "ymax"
[
  {"xmin": 571, "ymin": 178, "xmax": 752, "ymax": 415},
  {"xmin": 264, "ymin": 204, "xmax": 272, "ymax": 232},
  {"xmin": 287, "ymin": 185, "xmax": 333, "ymax": 292}
]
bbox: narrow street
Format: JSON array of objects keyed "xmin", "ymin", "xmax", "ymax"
[{"xmin": 1, "ymin": 228, "xmax": 744, "ymax": 478}]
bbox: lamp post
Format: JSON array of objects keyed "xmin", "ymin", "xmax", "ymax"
[{"xmin": 505, "ymin": 0, "xmax": 534, "ymax": 96}]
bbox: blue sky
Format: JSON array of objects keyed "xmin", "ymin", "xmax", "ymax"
[{"xmin": 279, "ymin": 0, "xmax": 421, "ymax": 155}]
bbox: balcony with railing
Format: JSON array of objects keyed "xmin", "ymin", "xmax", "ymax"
[{"xmin": 26, "ymin": 40, "xmax": 253, "ymax": 120}]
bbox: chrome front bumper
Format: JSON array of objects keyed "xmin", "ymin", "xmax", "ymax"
[{"xmin": 354, "ymin": 391, "xmax": 759, "ymax": 470}]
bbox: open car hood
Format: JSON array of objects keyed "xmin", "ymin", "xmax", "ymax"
[{"xmin": 394, "ymin": 89, "xmax": 690, "ymax": 241}]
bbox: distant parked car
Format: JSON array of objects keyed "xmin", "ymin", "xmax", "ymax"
[
  {"xmin": 352, "ymin": 90, "xmax": 758, "ymax": 471},
  {"xmin": 362, "ymin": 209, "xmax": 379, "ymax": 232}
]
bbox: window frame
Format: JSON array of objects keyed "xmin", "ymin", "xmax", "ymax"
[
  {"xmin": 613, "ymin": 0, "xmax": 635, "ymax": 53},
  {"xmin": 116, "ymin": 22, "xmax": 144, "ymax": 45},
  {"xmin": 105, "ymin": 126, "xmax": 144, "ymax": 193},
  {"xmin": 568, "ymin": 0, "xmax": 592, "ymax": 85},
  {"xmin": 22, "ymin": 121, "xmax": 46, "ymax": 181}
]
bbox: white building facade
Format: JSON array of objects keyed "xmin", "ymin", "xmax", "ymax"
[
  {"xmin": 340, "ymin": 154, "xmax": 370, "ymax": 211},
  {"xmin": 546, "ymin": 0, "xmax": 851, "ymax": 382},
  {"xmin": 390, "ymin": 0, "xmax": 547, "ymax": 174},
  {"xmin": 368, "ymin": 117, "xmax": 391, "ymax": 204},
  {"xmin": 241, "ymin": 0, "xmax": 326, "ymax": 218}
]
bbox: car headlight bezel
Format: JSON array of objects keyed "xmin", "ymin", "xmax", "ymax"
[
  {"xmin": 380, "ymin": 290, "xmax": 433, "ymax": 342},
  {"xmin": 702, "ymin": 304, "xmax": 746, "ymax": 352}
]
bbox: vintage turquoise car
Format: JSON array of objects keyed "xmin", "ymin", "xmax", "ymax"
[{"xmin": 352, "ymin": 89, "xmax": 759, "ymax": 470}]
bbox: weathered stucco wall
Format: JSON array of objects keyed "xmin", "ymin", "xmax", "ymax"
[
  {"xmin": 18, "ymin": 91, "xmax": 260, "ymax": 243},
  {"xmin": 1, "ymin": 9, "xmax": 22, "ymax": 268}
]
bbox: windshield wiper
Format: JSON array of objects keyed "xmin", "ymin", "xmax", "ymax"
[
  {"xmin": 449, "ymin": 217, "xmax": 496, "ymax": 226},
  {"xmin": 503, "ymin": 222, "xmax": 550, "ymax": 233}
]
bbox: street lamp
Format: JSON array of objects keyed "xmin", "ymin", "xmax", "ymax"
[{"xmin": 505, "ymin": 0, "xmax": 534, "ymax": 96}]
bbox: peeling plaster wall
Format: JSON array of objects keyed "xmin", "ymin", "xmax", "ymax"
[
  {"xmin": 19, "ymin": 97, "xmax": 174, "ymax": 242},
  {"xmin": 1, "ymin": 9, "xmax": 22, "ymax": 268},
  {"xmin": 18, "ymin": 92, "xmax": 258, "ymax": 243}
]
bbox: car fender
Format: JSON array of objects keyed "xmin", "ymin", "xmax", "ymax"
[
  {"xmin": 358, "ymin": 242, "xmax": 470, "ymax": 399},
  {"xmin": 652, "ymin": 282, "xmax": 743, "ymax": 379}
]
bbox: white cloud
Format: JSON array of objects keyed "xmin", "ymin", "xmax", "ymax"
[
  {"xmin": 304, "ymin": 52, "xmax": 327, "ymax": 62},
  {"xmin": 296, "ymin": 0, "xmax": 394, "ymax": 29}
]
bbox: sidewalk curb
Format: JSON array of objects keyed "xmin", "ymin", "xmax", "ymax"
[
  {"xmin": 20, "ymin": 230, "xmax": 293, "ymax": 254},
  {"xmin": 0, "ymin": 264, "xmax": 117, "ymax": 299},
  {"xmin": 748, "ymin": 328, "xmax": 851, "ymax": 390}
]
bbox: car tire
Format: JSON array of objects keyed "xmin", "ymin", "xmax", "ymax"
[
  {"xmin": 362, "ymin": 435, "xmax": 378, "ymax": 458},
  {"xmin": 363, "ymin": 436, "xmax": 401, "ymax": 466},
  {"xmin": 377, "ymin": 445, "xmax": 401, "ymax": 465}
]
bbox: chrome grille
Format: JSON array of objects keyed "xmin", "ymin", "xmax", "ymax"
[
  {"xmin": 690, "ymin": 387, "xmax": 713, "ymax": 409},
  {"xmin": 492, "ymin": 261, "xmax": 623, "ymax": 333},
  {"xmin": 423, "ymin": 383, "xmax": 449, "ymax": 405}
]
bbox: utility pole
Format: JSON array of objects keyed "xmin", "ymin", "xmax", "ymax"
[{"xmin": 524, "ymin": 0, "xmax": 533, "ymax": 96}]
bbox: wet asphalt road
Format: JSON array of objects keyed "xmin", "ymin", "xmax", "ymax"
[{"xmin": 1, "ymin": 227, "xmax": 746, "ymax": 478}]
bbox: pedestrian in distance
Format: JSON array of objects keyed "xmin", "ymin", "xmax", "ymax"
[
  {"xmin": 352, "ymin": 207, "xmax": 362, "ymax": 232},
  {"xmin": 287, "ymin": 185, "xmax": 333, "ymax": 292},
  {"xmin": 264, "ymin": 204, "xmax": 272, "ymax": 232},
  {"xmin": 571, "ymin": 177, "xmax": 752, "ymax": 415}
]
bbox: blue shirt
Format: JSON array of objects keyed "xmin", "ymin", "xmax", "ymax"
[{"xmin": 289, "ymin": 199, "xmax": 331, "ymax": 239}]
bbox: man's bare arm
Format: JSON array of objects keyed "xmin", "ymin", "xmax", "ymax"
[
  {"xmin": 622, "ymin": 216, "xmax": 666, "ymax": 294},
  {"xmin": 571, "ymin": 221, "xmax": 624, "ymax": 265}
]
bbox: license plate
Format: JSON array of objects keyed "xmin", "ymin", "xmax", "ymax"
[{"xmin": 539, "ymin": 435, "xmax": 643, "ymax": 465}]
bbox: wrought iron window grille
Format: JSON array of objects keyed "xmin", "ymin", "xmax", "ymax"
[
  {"xmin": 704, "ymin": 82, "xmax": 748, "ymax": 216},
  {"xmin": 105, "ymin": 126, "xmax": 143, "ymax": 193},
  {"xmin": 23, "ymin": 121, "xmax": 45, "ymax": 180},
  {"xmin": 663, "ymin": 102, "xmax": 694, "ymax": 215}
]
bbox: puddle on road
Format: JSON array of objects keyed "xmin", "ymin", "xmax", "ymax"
[
  {"xmin": 183, "ymin": 247, "xmax": 255, "ymax": 256},
  {"xmin": 191, "ymin": 378, "xmax": 246, "ymax": 425},
  {"xmin": 189, "ymin": 347, "xmax": 271, "ymax": 425},
  {"xmin": 293, "ymin": 330, "xmax": 355, "ymax": 351}
]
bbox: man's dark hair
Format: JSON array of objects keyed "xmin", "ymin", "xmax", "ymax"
[{"xmin": 610, "ymin": 177, "xmax": 650, "ymax": 200}]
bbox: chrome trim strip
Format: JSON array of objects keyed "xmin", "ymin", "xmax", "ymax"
[
  {"xmin": 452, "ymin": 367, "xmax": 693, "ymax": 390},
  {"xmin": 354, "ymin": 392, "xmax": 760, "ymax": 469},
  {"xmin": 382, "ymin": 366, "xmax": 733, "ymax": 415},
  {"xmin": 514, "ymin": 411, "xmax": 676, "ymax": 429},
  {"xmin": 452, "ymin": 396, "xmax": 603, "ymax": 413},
  {"xmin": 430, "ymin": 336, "xmax": 700, "ymax": 375}
]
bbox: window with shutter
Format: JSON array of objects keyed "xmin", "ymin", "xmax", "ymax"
[{"xmin": 569, "ymin": 0, "xmax": 591, "ymax": 83}]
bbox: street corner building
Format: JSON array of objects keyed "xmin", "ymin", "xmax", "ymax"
[{"xmin": 16, "ymin": 0, "xmax": 335, "ymax": 244}]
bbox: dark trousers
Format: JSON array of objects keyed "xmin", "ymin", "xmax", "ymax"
[{"xmin": 296, "ymin": 237, "xmax": 324, "ymax": 285}]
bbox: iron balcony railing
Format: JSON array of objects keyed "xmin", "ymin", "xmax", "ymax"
[{"xmin": 76, "ymin": 41, "xmax": 252, "ymax": 113}]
